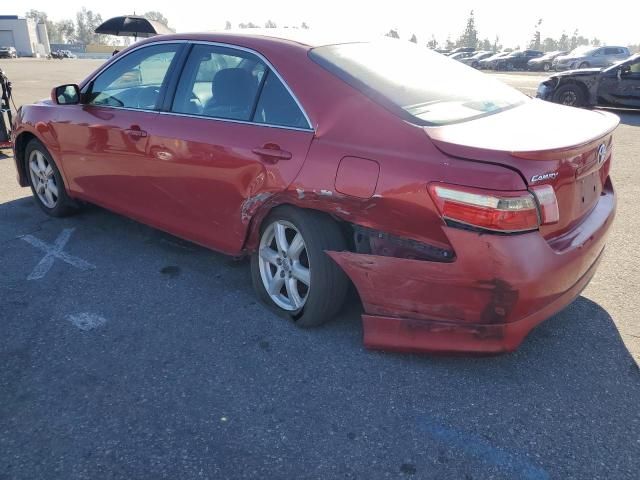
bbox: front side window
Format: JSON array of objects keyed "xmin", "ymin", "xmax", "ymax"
[
  {"xmin": 86, "ymin": 44, "xmax": 179, "ymax": 110},
  {"xmin": 310, "ymin": 40, "xmax": 527, "ymax": 126}
]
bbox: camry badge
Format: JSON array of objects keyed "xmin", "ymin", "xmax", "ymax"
[
  {"xmin": 597, "ymin": 143, "xmax": 608, "ymax": 165},
  {"xmin": 531, "ymin": 172, "xmax": 559, "ymax": 183}
]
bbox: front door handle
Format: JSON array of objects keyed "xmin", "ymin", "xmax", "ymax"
[
  {"xmin": 252, "ymin": 144, "xmax": 292, "ymax": 161},
  {"xmin": 125, "ymin": 126, "xmax": 148, "ymax": 139}
]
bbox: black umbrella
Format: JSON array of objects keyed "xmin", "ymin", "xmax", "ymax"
[{"xmin": 95, "ymin": 15, "xmax": 174, "ymax": 40}]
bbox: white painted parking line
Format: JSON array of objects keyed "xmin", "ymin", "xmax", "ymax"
[
  {"xmin": 21, "ymin": 228, "xmax": 95, "ymax": 280},
  {"xmin": 66, "ymin": 312, "xmax": 107, "ymax": 331}
]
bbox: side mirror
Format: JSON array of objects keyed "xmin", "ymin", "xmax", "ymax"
[{"xmin": 51, "ymin": 84, "xmax": 80, "ymax": 105}]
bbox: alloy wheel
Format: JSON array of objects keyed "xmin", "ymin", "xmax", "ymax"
[
  {"xmin": 258, "ymin": 220, "xmax": 311, "ymax": 311},
  {"xmin": 560, "ymin": 91, "xmax": 578, "ymax": 106},
  {"xmin": 28, "ymin": 149, "xmax": 59, "ymax": 208}
]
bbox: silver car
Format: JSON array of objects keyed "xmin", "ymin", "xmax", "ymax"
[{"xmin": 554, "ymin": 46, "xmax": 630, "ymax": 71}]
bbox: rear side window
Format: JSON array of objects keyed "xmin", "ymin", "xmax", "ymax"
[
  {"xmin": 253, "ymin": 71, "xmax": 309, "ymax": 129},
  {"xmin": 604, "ymin": 48, "xmax": 620, "ymax": 55},
  {"xmin": 172, "ymin": 44, "xmax": 265, "ymax": 121},
  {"xmin": 310, "ymin": 40, "xmax": 526, "ymax": 126},
  {"xmin": 172, "ymin": 43, "xmax": 310, "ymax": 129}
]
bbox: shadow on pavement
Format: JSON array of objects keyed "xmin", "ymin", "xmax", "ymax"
[
  {"xmin": 1, "ymin": 196, "xmax": 639, "ymax": 479},
  {"xmin": 607, "ymin": 109, "xmax": 640, "ymax": 126}
]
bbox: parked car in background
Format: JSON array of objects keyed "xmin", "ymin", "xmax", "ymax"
[
  {"xmin": 0, "ymin": 46, "xmax": 17, "ymax": 58},
  {"xmin": 478, "ymin": 51, "xmax": 510, "ymax": 69},
  {"xmin": 12, "ymin": 32, "xmax": 618, "ymax": 354},
  {"xmin": 48, "ymin": 50, "xmax": 67, "ymax": 59},
  {"xmin": 538, "ymin": 53, "xmax": 640, "ymax": 108},
  {"xmin": 495, "ymin": 50, "xmax": 544, "ymax": 70},
  {"xmin": 447, "ymin": 47, "xmax": 475, "ymax": 56},
  {"xmin": 527, "ymin": 50, "xmax": 568, "ymax": 72},
  {"xmin": 553, "ymin": 46, "xmax": 630, "ymax": 71},
  {"xmin": 449, "ymin": 51, "xmax": 475, "ymax": 61},
  {"xmin": 460, "ymin": 51, "xmax": 494, "ymax": 68}
]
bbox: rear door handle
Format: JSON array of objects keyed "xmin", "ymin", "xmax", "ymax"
[
  {"xmin": 252, "ymin": 144, "xmax": 292, "ymax": 161},
  {"xmin": 125, "ymin": 126, "xmax": 148, "ymax": 139}
]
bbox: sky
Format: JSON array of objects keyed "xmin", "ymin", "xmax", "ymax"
[{"xmin": 13, "ymin": 0, "xmax": 640, "ymax": 47}]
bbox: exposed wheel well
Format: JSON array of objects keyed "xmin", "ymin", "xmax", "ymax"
[{"xmin": 14, "ymin": 132, "xmax": 37, "ymax": 186}]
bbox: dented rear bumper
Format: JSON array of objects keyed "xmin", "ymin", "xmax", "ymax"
[{"xmin": 328, "ymin": 184, "xmax": 615, "ymax": 354}]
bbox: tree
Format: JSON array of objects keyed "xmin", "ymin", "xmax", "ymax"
[
  {"xmin": 591, "ymin": 37, "xmax": 601, "ymax": 47},
  {"xmin": 480, "ymin": 38, "xmax": 492, "ymax": 51},
  {"xmin": 385, "ymin": 29, "xmax": 399, "ymax": 39},
  {"xmin": 143, "ymin": 11, "xmax": 169, "ymax": 27},
  {"xmin": 225, "ymin": 21, "xmax": 232, "ymax": 30},
  {"xmin": 445, "ymin": 37, "xmax": 455, "ymax": 50},
  {"xmin": 457, "ymin": 10, "xmax": 478, "ymax": 49},
  {"xmin": 239, "ymin": 22, "xmax": 259, "ymax": 29},
  {"xmin": 301, "ymin": 22, "xmax": 309, "ymax": 29},
  {"xmin": 409, "ymin": 34, "xmax": 417, "ymax": 44},
  {"xmin": 75, "ymin": 8, "xmax": 106, "ymax": 44},
  {"xmin": 569, "ymin": 29, "xmax": 589, "ymax": 50},
  {"xmin": 542, "ymin": 37, "xmax": 558, "ymax": 52},
  {"xmin": 529, "ymin": 18, "xmax": 542, "ymax": 50},
  {"xmin": 264, "ymin": 19, "xmax": 277, "ymax": 28},
  {"xmin": 558, "ymin": 32, "xmax": 569, "ymax": 51},
  {"xmin": 25, "ymin": 9, "xmax": 59, "ymax": 42},
  {"xmin": 492, "ymin": 35, "xmax": 502, "ymax": 52},
  {"xmin": 427, "ymin": 35, "xmax": 438, "ymax": 49}
]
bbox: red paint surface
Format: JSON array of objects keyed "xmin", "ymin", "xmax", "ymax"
[
  {"xmin": 11, "ymin": 32, "xmax": 618, "ymax": 354},
  {"xmin": 334, "ymin": 156, "xmax": 380, "ymax": 198}
]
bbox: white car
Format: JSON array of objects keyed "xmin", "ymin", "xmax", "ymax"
[{"xmin": 0, "ymin": 46, "xmax": 18, "ymax": 59}]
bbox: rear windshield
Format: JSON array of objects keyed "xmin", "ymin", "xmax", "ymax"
[{"xmin": 310, "ymin": 40, "xmax": 527, "ymax": 126}]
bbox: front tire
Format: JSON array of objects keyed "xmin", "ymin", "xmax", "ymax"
[
  {"xmin": 543, "ymin": 62, "xmax": 551, "ymax": 72},
  {"xmin": 578, "ymin": 62, "xmax": 589, "ymax": 69},
  {"xmin": 251, "ymin": 206, "xmax": 349, "ymax": 328},
  {"xmin": 553, "ymin": 84, "xmax": 586, "ymax": 108},
  {"xmin": 25, "ymin": 139, "xmax": 76, "ymax": 217}
]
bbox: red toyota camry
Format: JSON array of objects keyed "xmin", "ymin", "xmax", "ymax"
[{"xmin": 12, "ymin": 32, "xmax": 617, "ymax": 354}]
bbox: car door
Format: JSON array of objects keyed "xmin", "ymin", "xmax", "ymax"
[
  {"xmin": 597, "ymin": 58, "xmax": 640, "ymax": 107},
  {"xmin": 143, "ymin": 43, "xmax": 314, "ymax": 254},
  {"xmin": 54, "ymin": 43, "xmax": 184, "ymax": 218}
]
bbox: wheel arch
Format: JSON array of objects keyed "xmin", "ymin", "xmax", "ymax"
[
  {"xmin": 555, "ymin": 79, "xmax": 593, "ymax": 106},
  {"xmin": 15, "ymin": 131, "xmax": 72, "ymax": 191},
  {"xmin": 13, "ymin": 131, "xmax": 38, "ymax": 187},
  {"xmin": 242, "ymin": 197, "xmax": 355, "ymax": 255}
]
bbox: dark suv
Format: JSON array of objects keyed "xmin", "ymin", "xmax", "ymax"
[{"xmin": 495, "ymin": 50, "xmax": 543, "ymax": 70}]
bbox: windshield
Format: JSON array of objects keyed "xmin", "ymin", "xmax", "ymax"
[
  {"xmin": 604, "ymin": 54, "xmax": 640, "ymax": 73},
  {"xmin": 310, "ymin": 40, "xmax": 527, "ymax": 126},
  {"xmin": 569, "ymin": 46, "xmax": 597, "ymax": 57}
]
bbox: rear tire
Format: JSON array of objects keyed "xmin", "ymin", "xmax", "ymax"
[
  {"xmin": 578, "ymin": 62, "xmax": 589, "ymax": 69},
  {"xmin": 553, "ymin": 84, "xmax": 586, "ymax": 108},
  {"xmin": 24, "ymin": 139, "xmax": 76, "ymax": 217},
  {"xmin": 251, "ymin": 206, "xmax": 349, "ymax": 328}
]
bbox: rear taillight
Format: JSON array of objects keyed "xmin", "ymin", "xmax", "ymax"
[
  {"xmin": 530, "ymin": 184, "xmax": 560, "ymax": 225},
  {"xmin": 428, "ymin": 183, "xmax": 558, "ymax": 234}
]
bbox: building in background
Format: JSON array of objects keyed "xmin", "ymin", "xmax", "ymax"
[{"xmin": 0, "ymin": 15, "xmax": 50, "ymax": 57}]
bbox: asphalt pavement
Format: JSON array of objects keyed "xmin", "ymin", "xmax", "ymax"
[{"xmin": 1, "ymin": 58, "xmax": 639, "ymax": 480}]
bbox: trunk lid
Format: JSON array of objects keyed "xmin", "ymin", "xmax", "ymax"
[{"xmin": 425, "ymin": 100, "xmax": 619, "ymax": 239}]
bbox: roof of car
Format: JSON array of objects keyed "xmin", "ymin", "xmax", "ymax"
[{"xmin": 142, "ymin": 30, "xmax": 369, "ymax": 50}]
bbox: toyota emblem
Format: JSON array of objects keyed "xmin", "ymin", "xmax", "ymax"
[{"xmin": 597, "ymin": 144, "xmax": 608, "ymax": 165}]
